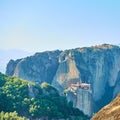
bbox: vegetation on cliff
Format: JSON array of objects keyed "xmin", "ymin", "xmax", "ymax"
[{"xmin": 0, "ymin": 73, "xmax": 89, "ymax": 119}]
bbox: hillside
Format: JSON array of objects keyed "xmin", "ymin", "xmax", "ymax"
[
  {"xmin": 0, "ymin": 72, "xmax": 89, "ymax": 120},
  {"xmin": 91, "ymin": 93, "xmax": 120, "ymax": 120},
  {"xmin": 6, "ymin": 44, "xmax": 120, "ymax": 116}
]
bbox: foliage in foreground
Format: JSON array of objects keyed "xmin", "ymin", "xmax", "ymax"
[
  {"xmin": 0, "ymin": 111, "xmax": 28, "ymax": 120},
  {"xmin": 0, "ymin": 73, "xmax": 89, "ymax": 119}
]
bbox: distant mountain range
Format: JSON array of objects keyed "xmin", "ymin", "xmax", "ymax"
[{"xmin": 0, "ymin": 49, "xmax": 33, "ymax": 73}]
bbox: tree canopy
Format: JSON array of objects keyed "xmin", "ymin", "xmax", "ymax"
[{"xmin": 0, "ymin": 72, "xmax": 89, "ymax": 119}]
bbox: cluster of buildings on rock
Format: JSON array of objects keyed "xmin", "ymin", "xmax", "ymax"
[
  {"xmin": 71, "ymin": 82, "xmax": 90, "ymax": 90},
  {"xmin": 66, "ymin": 82, "xmax": 93, "ymax": 116},
  {"xmin": 68, "ymin": 82, "xmax": 92, "ymax": 95}
]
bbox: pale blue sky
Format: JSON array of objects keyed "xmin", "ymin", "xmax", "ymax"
[{"xmin": 0, "ymin": 0, "xmax": 120, "ymax": 52}]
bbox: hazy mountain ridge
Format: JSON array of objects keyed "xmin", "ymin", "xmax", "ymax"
[{"xmin": 6, "ymin": 44, "xmax": 120, "ymax": 116}]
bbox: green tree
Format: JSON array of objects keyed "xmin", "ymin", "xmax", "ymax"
[{"xmin": 0, "ymin": 111, "xmax": 28, "ymax": 120}]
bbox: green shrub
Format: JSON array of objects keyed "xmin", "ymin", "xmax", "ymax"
[{"xmin": 0, "ymin": 111, "xmax": 28, "ymax": 120}]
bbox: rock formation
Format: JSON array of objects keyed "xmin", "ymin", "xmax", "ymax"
[
  {"xmin": 6, "ymin": 44, "xmax": 120, "ymax": 116},
  {"xmin": 0, "ymin": 49, "xmax": 32, "ymax": 73},
  {"xmin": 6, "ymin": 50, "xmax": 61, "ymax": 84},
  {"xmin": 52, "ymin": 44, "xmax": 120, "ymax": 115},
  {"xmin": 91, "ymin": 93, "xmax": 120, "ymax": 120},
  {"xmin": 66, "ymin": 83, "xmax": 93, "ymax": 116}
]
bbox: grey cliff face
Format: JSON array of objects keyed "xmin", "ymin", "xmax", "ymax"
[
  {"xmin": 52, "ymin": 44, "xmax": 120, "ymax": 115},
  {"xmin": 66, "ymin": 83, "xmax": 93, "ymax": 116},
  {"xmin": 6, "ymin": 44, "xmax": 120, "ymax": 116},
  {"xmin": 6, "ymin": 59, "xmax": 21, "ymax": 76},
  {"xmin": 28, "ymin": 83, "xmax": 39, "ymax": 98},
  {"xmin": 6, "ymin": 50, "xmax": 61, "ymax": 84}
]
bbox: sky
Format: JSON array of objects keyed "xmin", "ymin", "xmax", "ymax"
[{"xmin": 0, "ymin": 0, "xmax": 120, "ymax": 52}]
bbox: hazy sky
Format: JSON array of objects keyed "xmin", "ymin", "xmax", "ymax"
[{"xmin": 0, "ymin": 0, "xmax": 120, "ymax": 52}]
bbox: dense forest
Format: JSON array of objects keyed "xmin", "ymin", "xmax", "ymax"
[{"xmin": 0, "ymin": 72, "xmax": 89, "ymax": 120}]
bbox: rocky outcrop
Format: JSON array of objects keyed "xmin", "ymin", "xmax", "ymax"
[
  {"xmin": 0, "ymin": 49, "xmax": 32, "ymax": 73},
  {"xmin": 6, "ymin": 59, "xmax": 21, "ymax": 76},
  {"xmin": 52, "ymin": 44, "xmax": 120, "ymax": 116},
  {"xmin": 76, "ymin": 87, "xmax": 93, "ymax": 116},
  {"xmin": 91, "ymin": 93, "xmax": 120, "ymax": 120},
  {"xmin": 6, "ymin": 50, "xmax": 61, "ymax": 84},
  {"xmin": 66, "ymin": 83, "xmax": 93, "ymax": 116},
  {"xmin": 28, "ymin": 83, "xmax": 40, "ymax": 97},
  {"xmin": 6, "ymin": 44, "xmax": 120, "ymax": 116}
]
